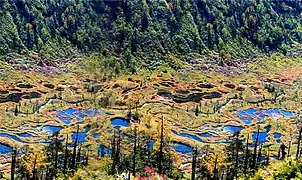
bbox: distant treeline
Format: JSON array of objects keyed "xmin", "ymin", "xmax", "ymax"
[{"xmin": 0, "ymin": 0, "xmax": 301, "ymax": 68}]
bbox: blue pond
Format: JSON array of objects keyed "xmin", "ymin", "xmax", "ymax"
[
  {"xmin": 244, "ymin": 108, "xmax": 258, "ymax": 117},
  {"xmin": 279, "ymin": 110, "xmax": 295, "ymax": 117},
  {"xmin": 98, "ymin": 145, "xmax": 112, "ymax": 156},
  {"xmin": 111, "ymin": 118, "xmax": 129, "ymax": 129},
  {"xmin": 56, "ymin": 108, "xmax": 100, "ymax": 124},
  {"xmin": 172, "ymin": 143, "xmax": 193, "ymax": 154},
  {"xmin": 0, "ymin": 133, "xmax": 22, "ymax": 142},
  {"xmin": 72, "ymin": 132, "xmax": 87, "ymax": 144},
  {"xmin": 264, "ymin": 126, "xmax": 271, "ymax": 132},
  {"xmin": 252, "ymin": 132, "xmax": 268, "ymax": 143},
  {"xmin": 179, "ymin": 133, "xmax": 202, "ymax": 142},
  {"xmin": 223, "ymin": 125, "xmax": 243, "ymax": 135},
  {"xmin": 82, "ymin": 109, "xmax": 99, "ymax": 116},
  {"xmin": 0, "ymin": 143, "xmax": 12, "ymax": 154},
  {"xmin": 18, "ymin": 132, "xmax": 35, "ymax": 138},
  {"xmin": 237, "ymin": 108, "xmax": 296, "ymax": 124},
  {"xmin": 240, "ymin": 117, "xmax": 253, "ymax": 125},
  {"xmin": 148, "ymin": 140, "xmax": 154, "ymax": 150},
  {"xmin": 254, "ymin": 111, "xmax": 266, "ymax": 120},
  {"xmin": 199, "ymin": 132, "xmax": 213, "ymax": 138},
  {"xmin": 92, "ymin": 133, "xmax": 100, "ymax": 139},
  {"xmin": 42, "ymin": 125, "xmax": 63, "ymax": 135},
  {"xmin": 273, "ymin": 133, "xmax": 282, "ymax": 139},
  {"xmin": 58, "ymin": 117, "xmax": 73, "ymax": 124},
  {"xmin": 173, "ymin": 131, "xmax": 203, "ymax": 142},
  {"xmin": 265, "ymin": 109, "xmax": 282, "ymax": 118}
]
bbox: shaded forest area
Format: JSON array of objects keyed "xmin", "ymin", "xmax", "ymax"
[{"xmin": 0, "ymin": 0, "xmax": 301, "ymax": 69}]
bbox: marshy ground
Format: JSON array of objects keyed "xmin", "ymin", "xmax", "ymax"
[{"xmin": 0, "ymin": 55, "xmax": 301, "ymax": 174}]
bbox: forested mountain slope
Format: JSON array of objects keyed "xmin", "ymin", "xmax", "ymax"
[{"xmin": 0, "ymin": 0, "xmax": 301, "ymax": 68}]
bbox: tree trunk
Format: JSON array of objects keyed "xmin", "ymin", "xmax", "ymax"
[
  {"xmin": 33, "ymin": 155, "xmax": 37, "ymax": 180},
  {"xmin": 85, "ymin": 147, "xmax": 89, "ymax": 166},
  {"xmin": 111, "ymin": 130, "xmax": 116, "ymax": 159},
  {"xmin": 252, "ymin": 126, "xmax": 260, "ymax": 169},
  {"xmin": 191, "ymin": 148, "xmax": 197, "ymax": 180},
  {"xmin": 266, "ymin": 146, "xmax": 270, "ymax": 165},
  {"xmin": 71, "ymin": 125, "xmax": 79, "ymax": 169},
  {"xmin": 76, "ymin": 145, "xmax": 82, "ymax": 165},
  {"xmin": 235, "ymin": 133, "xmax": 239, "ymax": 178},
  {"xmin": 288, "ymin": 141, "xmax": 291, "ymax": 157},
  {"xmin": 213, "ymin": 154, "xmax": 218, "ymax": 180},
  {"xmin": 11, "ymin": 149, "xmax": 16, "ymax": 180},
  {"xmin": 257, "ymin": 144, "xmax": 262, "ymax": 162},
  {"xmin": 296, "ymin": 127, "xmax": 302, "ymax": 159},
  {"xmin": 159, "ymin": 115, "xmax": 164, "ymax": 174},
  {"xmin": 244, "ymin": 134, "xmax": 249, "ymax": 173},
  {"xmin": 63, "ymin": 134, "xmax": 69, "ymax": 175},
  {"xmin": 54, "ymin": 133, "xmax": 59, "ymax": 175},
  {"xmin": 133, "ymin": 126, "xmax": 137, "ymax": 177}
]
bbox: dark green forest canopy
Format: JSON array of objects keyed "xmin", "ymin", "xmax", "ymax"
[{"xmin": 0, "ymin": 0, "xmax": 301, "ymax": 68}]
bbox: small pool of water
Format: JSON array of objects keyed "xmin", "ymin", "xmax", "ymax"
[
  {"xmin": 148, "ymin": 140, "xmax": 154, "ymax": 150},
  {"xmin": 236, "ymin": 108, "xmax": 296, "ymax": 124},
  {"xmin": 264, "ymin": 125, "xmax": 271, "ymax": 132},
  {"xmin": 273, "ymin": 133, "xmax": 282, "ymax": 139},
  {"xmin": 0, "ymin": 133, "xmax": 22, "ymax": 142},
  {"xmin": 42, "ymin": 125, "xmax": 63, "ymax": 135},
  {"xmin": 58, "ymin": 117, "xmax": 73, "ymax": 124},
  {"xmin": 82, "ymin": 109, "xmax": 99, "ymax": 116},
  {"xmin": 56, "ymin": 108, "xmax": 101, "ymax": 124},
  {"xmin": 264, "ymin": 109, "xmax": 282, "ymax": 118},
  {"xmin": 199, "ymin": 132, "xmax": 213, "ymax": 138},
  {"xmin": 172, "ymin": 143, "xmax": 193, "ymax": 154},
  {"xmin": 245, "ymin": 108, "xmax": 258, "ymax": 117},
  {"xmin": 173, "ymin": 131, "xmax": 203, "ymax": 142},
  {"xmin": 240, "ymin": 117, "xmax": 253, "ymax": 125},
  {"xmin": 178, "ymin": 132, "xmax": 203, "ymax": 142},
  {"xmin": 72, "ymin": 132, "xmax": 87, "ymax": 144},
  {"xmin": 98, "ymin": 145, "xmax": 111, "ymax": 156},
  {"xmin": 255, "ymin": 111, "xmax": 266, "ymax": 120},
  {"xmin": 252, "ymin": 132, "xmax": 268, "ymax": 143},
  {"xmin": 223, "ymin": 125, "xmax": 243, "ymax": 135},
  {"xmin": 111, "ymin": 118, "xmax": 129, "ymax": 129},
  {"xmin": 18, "ymin": 132, "xmax": 36, "ymax": 138},
  {"xmin": 279, "ymin": 110, "xmax": 295, "ymax": 117},
  {"xmin": 0, "ymin": 143, "xmax": 12, "ymax": 154},
  {"xmin": 92, "ymin": 133, "xmax": 100, "ymax": 139},
  {"xmin": 258, "ymin": 156, "xmax": 267, "ymax": 162}
]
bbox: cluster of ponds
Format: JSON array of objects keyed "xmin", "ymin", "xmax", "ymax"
[
  {"xmin": 0, "ymin": 108, "xmax": 297, "ymax": 156},
  {"xmin": 171, "ymin": 108, "xmax": 296, "ymax": 154},
  {"xmin": 236, "ymin": 108, "xmax": 295, "ymax": 124}
]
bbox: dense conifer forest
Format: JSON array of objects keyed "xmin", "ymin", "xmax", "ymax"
[{"xmin": 1, "ymin": 0, "xmax": 302, "ymax": 66}]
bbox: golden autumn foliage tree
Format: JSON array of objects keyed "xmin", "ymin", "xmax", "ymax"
[{"xmin": 198, "ymin": 147, "xmax": 230, "ymax": 178}]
